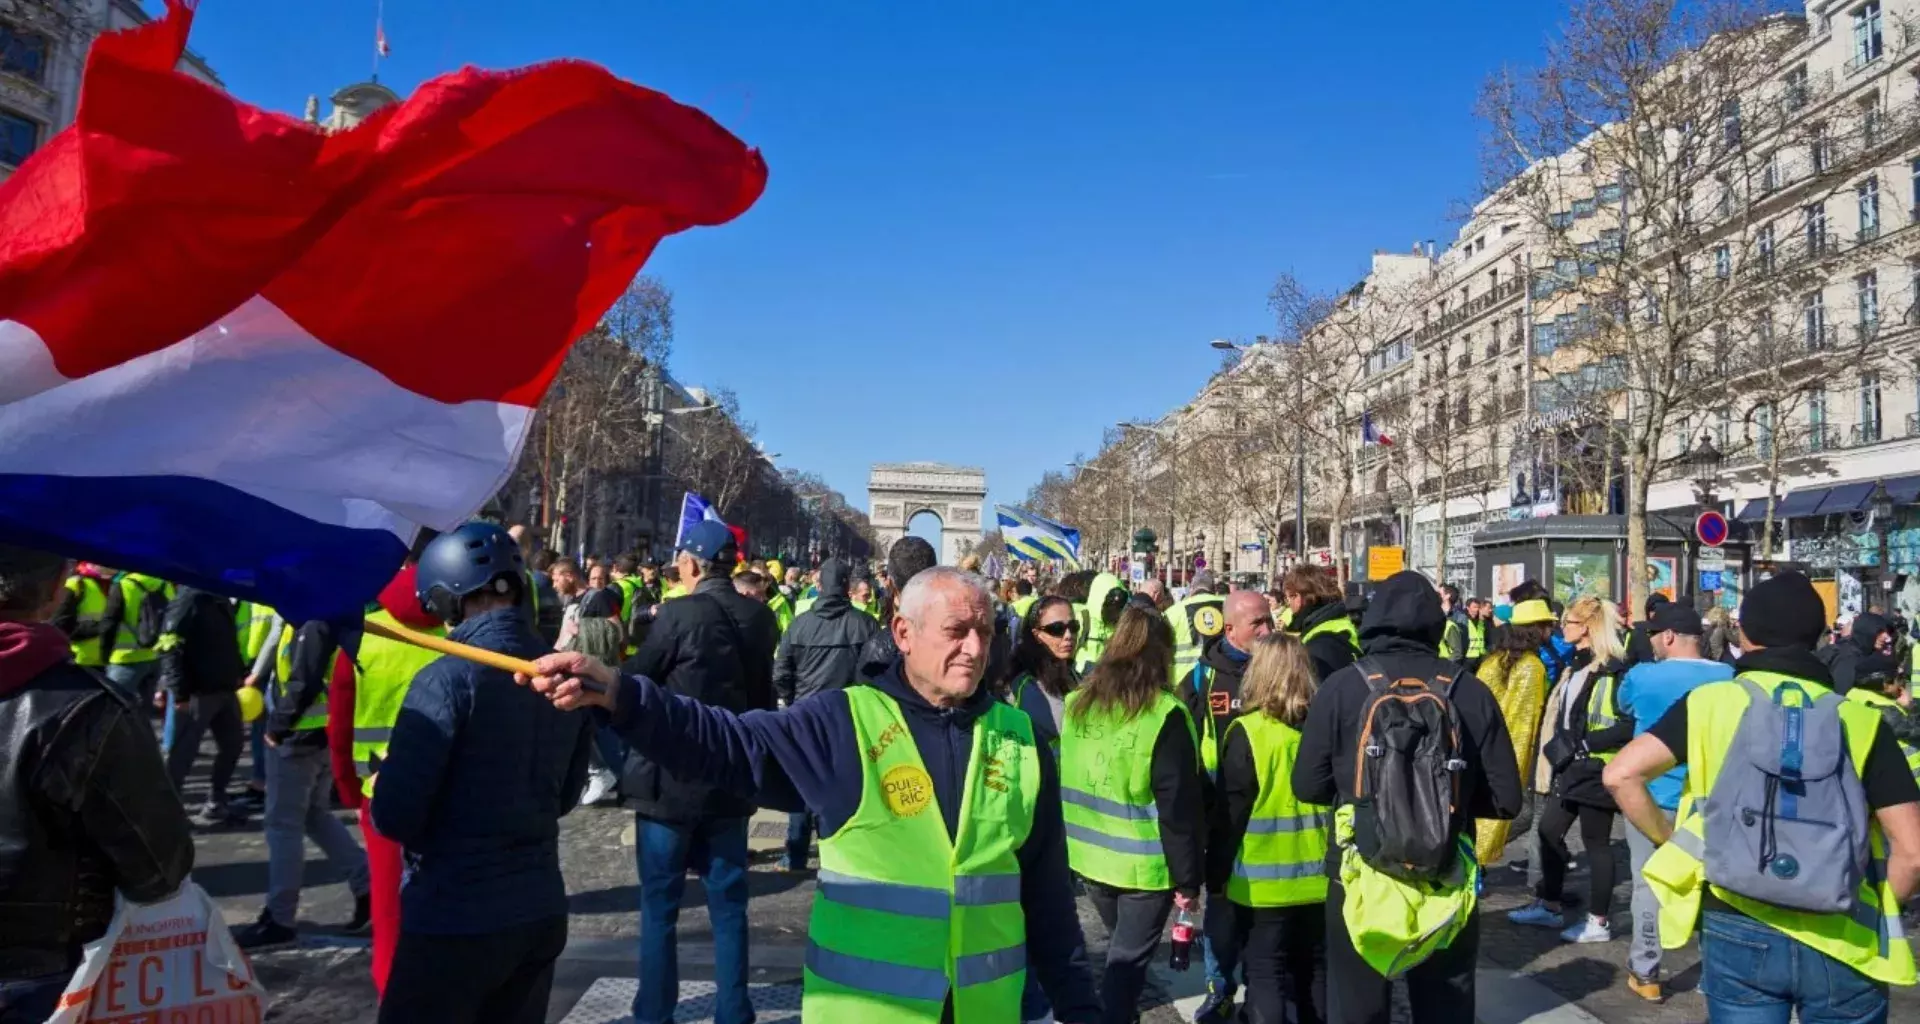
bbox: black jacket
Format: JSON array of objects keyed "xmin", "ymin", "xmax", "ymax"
[
  {"xmin": 267, "ymin": 619, "xmax": 337, "ymax": 747},
  {"xmin": 1295, "ymin": 599, "xmax": 1360, "ymax": 682},
  {"xmin": 1817, "ymin": 612, "xmax": 1890, "ymax": 696},
  {"xmin": 1176, "ymin": 641, "xmax": 1250, "ymax": 771},
  {"xmin": 620, "ymin": 575, "xmax": 779, "ymax": 823},
  {"xmin": 1547, "ymin": 653, "xmax": 1635, "ymax": 809},
  {"xmin": 157, "ymin": 588, "xmax": 245, "ymax": 699},
  {"xmin": 774, "ymin": 560, "xmax": 880, "ymax": 705},
  {"xmin": 1290, "ymin": 572, "xmax": 1524, "ymax": 871},
  {"xmin": 1, "ymin": 637, "xmax": 194, "ymax": 979}
]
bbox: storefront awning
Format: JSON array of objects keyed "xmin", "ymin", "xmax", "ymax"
[
  {"xmin": 1734, "ymin": 474, "xmax": 1920, "ymax": 521},
  {"xmin": 1735, "ymin": 487, "xmax": 1832, "ymax": 521}
]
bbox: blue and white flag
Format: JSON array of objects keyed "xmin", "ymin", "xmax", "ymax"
[
  {"xmin": 676, "ymin": 491, "xmax": 725, "ymax": 546},
  {"xmin": 996, "ymin": 505, "xmax": 1081, "ymax": 567}
]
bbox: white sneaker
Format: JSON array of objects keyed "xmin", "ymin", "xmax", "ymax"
[
  {"xmin": 1561, "ymin": 915, "xmax": 1611, "ymax": 944},
  {"xmin": 1507, "ymin": 900, "xmax": 1565, "ymax": 929},
  {"xmin": 580, "ymin": 770, "xmax": 617, "ymax": 807}
]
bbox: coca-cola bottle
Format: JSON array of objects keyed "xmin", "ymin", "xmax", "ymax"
[{"xmin": 1168, "ymin": 893, "xmax": 1197, "ymax": 971}]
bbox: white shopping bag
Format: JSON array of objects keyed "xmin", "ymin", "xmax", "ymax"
[{"xmin": 46, "ymin": 882, "xmax": 265, "ymax": 1023}]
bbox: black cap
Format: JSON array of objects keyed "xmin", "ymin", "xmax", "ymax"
[
  {"xmin": 1739, "ymin": 571, "xmax": 1828, "ymax": 650},
  {"xmin": 1646, "ymin": 601, "xmax": 1703, "ymax": 636}
]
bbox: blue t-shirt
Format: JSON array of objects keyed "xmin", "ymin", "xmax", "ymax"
[{"xmin": 1618, "ymin": 657, "xmax": 1736, "ymax": 810}]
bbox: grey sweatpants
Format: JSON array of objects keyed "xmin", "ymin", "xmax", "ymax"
[
  {"xmin": 1624, "ymin": 808, "xmax": 1674, "ymax": 980},
  {"xmin": 264, "ymin": 743, "xmax": 369, "ymax": 927}
]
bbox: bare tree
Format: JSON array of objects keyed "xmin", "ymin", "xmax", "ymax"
[{"xmin": 1479, "ymin": 0, "xmax": 1908, "ymax": 612}]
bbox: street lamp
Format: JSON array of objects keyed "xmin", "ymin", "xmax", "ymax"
[
  {"xmin": 1868, "ymin": 478, "xmax": 1894, "ymax": 614},
  {"xmin": 1122, "ymin": 422, "xmax": 1180, "ymax": 586},
  {"xmin": 1685, "ymin": 431, "xmax": 1724, "ymax": 612}
]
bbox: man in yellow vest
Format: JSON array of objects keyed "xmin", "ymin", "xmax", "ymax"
[
  {"xmin": 521, "ymin": 566, "xmax": 1103, "ymax": 1023},
  {"xmin": 100, "ymin": 570, "xmax": 173, "ymax": 704},
  {"xmin": 1281, "ymin": 564, "xmax": 1359, "ymax": 682},
  {"xmin": 51, "ymin": 562, "xmax": 117, "ymax": 668},
  {"xmin": 325, "ymin": 561, "xmax": 447, "ymax": 997},
  {"xmin": 1603, "ymin": 571, "xmax": 1920, "ymax": 1021}
]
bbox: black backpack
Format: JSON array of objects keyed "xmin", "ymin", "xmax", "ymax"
[{"xmin": 1351, "ymin": 658, "xmax": 1466, "ymax": 882}]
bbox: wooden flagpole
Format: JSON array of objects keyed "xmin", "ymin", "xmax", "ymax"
[{"xmin": 359, "ymin": 616, "xmax": 610, "ymax": 694}]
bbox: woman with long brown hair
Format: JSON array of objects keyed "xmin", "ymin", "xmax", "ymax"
[
  {"xmin": 1208, "ymin": 632, "xmax": 1329, "ymax": 1024},
  {"xmin": 1007, "ymin": 595, "xmax": 1081, "ymax": 749},
  {"xmin": 1059, "ymin": 606, "xmax": 1205, "ymax": 1024}
]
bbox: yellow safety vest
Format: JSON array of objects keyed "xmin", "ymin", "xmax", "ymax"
[
  {"xmin": 803, "ymin": 687, "xmax": 1038, "ymax": 1023},
  {"xmin": 1641, "ymin": 671, "xmax": 1916, "ymax": 986},
  {"xmin": 1298, "ymin": 614, "xmax": 1361, "ymax": 656},
  {"xmin": 1846, "ymin": 688, "xmax": 1920, "ymax": 783},
  {"xmin": 1009, "ymin": 595, "xmax": 1037, "ymax": 623},
  {"xmin": 107, "ymin": 573, "xmax": 173, "ymax": 665},
  {"xmin": 273, "ymin": 624, "xmax": 331, "ymax": 733},
  {"xmin": 1224, "ymin": 714, "xmax": 1330, "ymax": 908},
  {"xmin": 350, "ymin": 610, "xmax": 445, "ymax": 795},
  {"xmin": 1190, "ymin": 663, "xmax": 1236, "ymax": 777},
  {"xmin": 233, "ymin": 601, "xmax": 276, "ymax": 666},
  {"xmin": 1465, "ymin": 620, "xmax": 1488, "ymax": 660},
  {"xmin": 1584, "ymin": 673, "xmax": 1621, "ymax": 765},
  {"xmin": 1169, "ymin": 594, "xmax": 1225, "ymax": 684},
  {"xmin": 1059, "ymin": 690, "xmax": 1196, "ymax": 890},
  {"xmin": 63, "ymin": 575, "xmax": 110, "ymax": 667}
]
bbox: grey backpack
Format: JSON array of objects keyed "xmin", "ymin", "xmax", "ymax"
[{"xmin": 1701, "ymin": 677, "xmax": 1868, "ymax": 914}]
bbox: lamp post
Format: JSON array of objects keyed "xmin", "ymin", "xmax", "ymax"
[
  {"xmin": 1687, "ymin": 431, "xmax": 1723, "ymax": 612},
  {"xmin": 1122, "ymin": 421, "xmax": 1179, "ymax": 586},
  {"xmin": 1868, "ymin": 478, "xmax": 1894, "ymax": 614},
  {"xmin": 1196, "ymin": 530, "xmax": 1208, "ymax": 579}
]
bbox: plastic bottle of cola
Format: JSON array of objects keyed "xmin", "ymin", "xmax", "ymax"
[{"xmin": 1168, "ymin": 893, "xmax": 1196, "ymax": 971}]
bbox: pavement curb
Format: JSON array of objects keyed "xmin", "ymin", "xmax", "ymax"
[{"xmin": 1474, "ymin": 969, "xmax": 1608, "ymax": 1024}]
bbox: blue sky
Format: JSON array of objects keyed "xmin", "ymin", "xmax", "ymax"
[{"xmin": 181, "ymin": 0, "xmax": 1572, "ymax": 528}]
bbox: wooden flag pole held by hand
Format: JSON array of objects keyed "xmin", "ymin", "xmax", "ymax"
[{"xmin": 360, "ymin": 616, "xmax": 608, "ymax": 693}]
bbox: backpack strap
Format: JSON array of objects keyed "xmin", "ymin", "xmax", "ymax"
[{"xmin": 1357, "ymin": 657, "xmax": 1391, "ymax": 694}]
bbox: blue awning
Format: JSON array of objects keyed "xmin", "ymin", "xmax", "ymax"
[
  {"xmin": 1814, "ymin": 481, "xmax": 1876, "ymax": 515},
  {"xmin": 1735, "ymin": 487, "xmax": 1833, "ymax": 521},
  {"xmin": 1889, "ymin": 474, "xmax": 1920, "ymax": 505}
]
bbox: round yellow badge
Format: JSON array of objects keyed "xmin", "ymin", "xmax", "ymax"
[
  {"xmin": 881, "ymin": 764, "xmax": 934, "ymax": 818},
  {"xmin": 1193, "ymin": 606, "xmax": 1224, "ymax": 637}
]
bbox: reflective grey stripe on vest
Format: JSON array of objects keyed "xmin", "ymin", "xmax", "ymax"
[
  {"xmin": 1668, "ymin": 827, "xmax": 1704, "ymax": 859},
  {"xmin": 353, "ymin": 727, "xmax": 392, "ymax": 744},
  {"xmin": 954, "ymin": 944, "xmax": 1026, "ymax": 986},
  {"xmin": 1064, "ymin": 823, "xmax": 1162, "ymax": 856},
  {"xmin": 1062, "ymin": 786, "xmax": 1158, "ymax": 821},
  {"xmin": 1230, "ymin": 858, "xmax": 1326, "ymax": 881},
  {"xmin": 806, "ymin": 943, "xmax": 948, "ymax": 1002},
  {"xmin": 954, "ymin": 873, "xmax": 1021, "ymax": 906},
  {"xmin": 1244, "ymin": 812, "xmax": 1330, "ymax": 835},
  {"xmin": 817, "ymin": 869, "xmax": 949, "ymax": 920}
]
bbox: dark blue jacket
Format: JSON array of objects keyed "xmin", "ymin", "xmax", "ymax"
[
  {"xmin": 604, "ymin": 658, "xmax": 1102, "ymax": 1023},
  {"xmin": 370, "ymin": 608, "xmax": 590, "ymax": 935}
]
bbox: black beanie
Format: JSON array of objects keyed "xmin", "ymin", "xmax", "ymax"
[{"xmin": 1738, "ymin": 571, "xmax": 1828, "ymax": 650}]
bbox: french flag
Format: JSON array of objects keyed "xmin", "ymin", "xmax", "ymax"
[
  {"xmin": 0, "ymin": 2, "xmax": 766, "ymax": 621},
  {"xmin": 1361, "ymin": 410, "xmax": 1394, "ymax": 447}
]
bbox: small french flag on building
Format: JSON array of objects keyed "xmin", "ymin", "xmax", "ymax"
[{"xmin": 1361, "ymin": 411, "xmax": 1394, "ymax": 447}]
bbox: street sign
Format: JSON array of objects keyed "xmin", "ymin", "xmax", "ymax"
[
  {"xmin": 1699, "ymin": 569, "xmax": 1724, "ymax": 591},
  {"xmin": 1367, "ymin": 546, "xmax": 1405, "ymax": 581},
  {"xmin": 1695, "ymin": 509, "xmax": 1729, "ymax": 548},
  {"xmin": 1698, "ymin": 548, "xmax": 1726, "ymax": 573}
]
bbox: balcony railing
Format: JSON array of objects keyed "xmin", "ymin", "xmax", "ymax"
[
  {"xmin": 1807, "ymin": 423, "xmax": 1844, "ymax": 452},
  {"xmin": 1855, "ymin": 320, "xmax": 1882, "ymax": 345},
  {"xmin": 1411, "ymin": 277, "xmax": 1525, "ymax": 346},
  {"xmin": 1852, "ymin": 421, "xmax": 1885, "ymax": 447},
  {"xmin": 1845, "ymin": 46, "xmax": 1884, "ymax": 78},
  {"xmin": 1908, "ymin": 411, "xmax": 1920, "ymax": 438},
  {"xmin": 1804, "ymin": 323, "xmax": 1836, "ymax": 351}
]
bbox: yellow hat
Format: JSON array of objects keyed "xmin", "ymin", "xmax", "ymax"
[
  {"xmin": 768, "ymin": 558, "xmax": 785, "ymax": 580},
  {"xmin": 1509, "ymin": 599, "xmax": 1556, "ymax": 626}
]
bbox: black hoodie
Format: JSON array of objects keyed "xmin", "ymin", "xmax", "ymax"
[
  {"xmin": 774, "ymin": 559, "xmax": 881, "ymax": 704},
  {"xmin": 1290, "ymin": 571, "xmax": 1523, "ymax": 870}
]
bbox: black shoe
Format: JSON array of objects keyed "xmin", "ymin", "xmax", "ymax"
[
  {"xmin": 234, "ymin": 911, "xmax": 297, "ymax": 950},
  {"xmin": 345, "ymin": 894, "xmax": 372, "ymax": 935}
]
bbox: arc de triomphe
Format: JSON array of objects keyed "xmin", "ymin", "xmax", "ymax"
[{"xmin": 868, "ymin": 463, "xmax": 987, "ymax": 566}]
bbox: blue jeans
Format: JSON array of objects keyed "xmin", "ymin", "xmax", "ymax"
[
  {"xmin": 783, "ymin": 812, "xmax": 814, "ymax": 868},
  {"xmin": 634, "ymin": 816, "xmax": 753, "ymax": 1024},
  {"xmin": 1699, "ymin": 910, "xmax": 1888, "ymax": 1024},
  {"xmin": 0, "ymin": 972, "xmax": 68, "ymax": 1023}
]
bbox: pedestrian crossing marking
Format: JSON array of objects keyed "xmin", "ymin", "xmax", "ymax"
[{"xmin": 559, "ymin": 979, "xmax": 801, "ymax": 1023}]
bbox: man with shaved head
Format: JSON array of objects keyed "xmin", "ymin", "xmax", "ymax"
[{"xmin": 516, "ymin": 568, "xmax": 1101, "ymax": 1022}]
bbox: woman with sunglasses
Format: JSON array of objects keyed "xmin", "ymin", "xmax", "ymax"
[{"xmin": 1009, "ymin": 595, "xmax": 1081, "ymax": 750}]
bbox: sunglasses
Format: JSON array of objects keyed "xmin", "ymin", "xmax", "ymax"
[{"xmin": 1036, "ymin": 621, "xmax": 1081, "ymax": 638}]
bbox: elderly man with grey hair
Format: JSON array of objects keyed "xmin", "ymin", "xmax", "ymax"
[
  {"xmin": 0, "ymin": 544, "xmax": 195, "ymax": 1021},
  {"xmin": 519, "ymin": 567, "xmax": 1102, "ymax": 1023}
]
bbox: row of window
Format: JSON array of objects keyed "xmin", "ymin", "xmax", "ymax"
[
  {"xmin": 1675, "ymin": 367, "xmax": 1913, "ymax": 460},
  {"xmin": 1, "ymin": 22, "xmax": 48, "ymax": 85}
]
